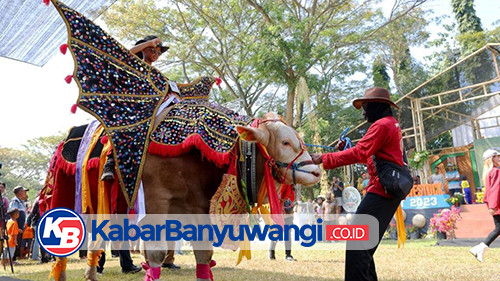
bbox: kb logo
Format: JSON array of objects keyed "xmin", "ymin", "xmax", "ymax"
[{"xmin": 37, "ymin": 208, "xmax": 86, "ymax": 257}]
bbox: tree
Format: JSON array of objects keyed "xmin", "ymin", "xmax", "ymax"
[
  {"xmin": 372, "ymin": 56, "xmax": 390, "ymax": 89},
  {"xmin": 0, "ymin": 133, "xmax": 64, "ymax": 198},
  {"xmin": 371, "ymin": 6, "xmax": 430, "ymax": 97},
  {"xmin": 103, "ymin": 0, "xmax": 275, "ymax": 116},
  {"xmin": 246, "ymin": 0, "xmax": 428, "ymax": 125},
  {"xmin": 451, "ymin": 0, "xmax": 483, "ymax": 54},
  {"xmin": 104, "ymin": 0, "xmax": 428, "ymax": 123}
]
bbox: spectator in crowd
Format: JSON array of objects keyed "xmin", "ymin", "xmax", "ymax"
[
  {"xmin": 0, "ymin": 182, "xmax": 9, "ymax": 213},
  {"xmin": 470, "ymin": 148, "xmax": 500, "ymax": 262},
  {"xmin": 332, "ymin": 177, "xmax": 344, "ymax": 219},
  {"xmin": 430, "ymin": 166, "xmax": 445, "ymax": 194},
  {"xmin": 161, "ymin": 243, "xmax": 181, "ymax": 269},
  {"xmin": 322, "ymin": 193, "xmax": 335, "ymax": 240},
  {"xmin": 2, "ymin": 208, "xmax": 20, "ymax": 266},
  {"xmin": 9, "ymin": 186, "xmax": 28, "ymax": 260},
  {"xmin": 314, "ymin": 196, "xmax": 324, "ymax": 221},
  {"xmin": 269, "ymin": 198, "xmax": 296, "ymax": 261},
  {"xmin": 445, "ymin": 163, "xmax": 461, "ymax": 196},
  {"xmin": 26, "ymin": 195, "xmax": 51, "ymax": 263},
  {"xmin": 96, "ymin": 247, "xmax": 142, "ymax": 275},
  {"xmin": 306, "ymin": 199, "xmax": 316, "ymax": 225},
  {"xmin": 356, "ymin": 176, "xmax": 364, "ymax": 194},
  {"xmin": 413, "ymin": 175, "xmax": 421, "ymax": 185},
  {"xmin": 361, "ymin": 173, "xmax": 370, "ymax": 197},
  {"xmin": 20, "ymin": 223, "xmax": 33, "ymax": 259},
  {"xmin": 461, "ymin": 175, "xmax": 473, "ymax": 204}
]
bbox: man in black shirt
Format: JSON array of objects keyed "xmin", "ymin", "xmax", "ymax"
[{"xmin": 332, "ymin": 177, "xmax": 344, "ymax": 219}]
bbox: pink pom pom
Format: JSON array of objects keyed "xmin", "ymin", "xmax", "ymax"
[
  {"xmin": 215, "ymin": 77, "xmax": 222, "ymax": 86},
  {"xmin": 70, "ymin": 104, "xmax": 78, "ymax": 114},
  {"xmin": 64, "ymin": 75, "xmax": 73, "ymax": 84},
  {"xmin": 101, "ymin": 136, "xmax": 109, "ymax": 145},
  {"xmin": 60, "ymin": 43, "xmax": 68, "ymax": 54},
  {"xmin": 43, "ymin": 0, "xmax": 50, "ymax": 6}
]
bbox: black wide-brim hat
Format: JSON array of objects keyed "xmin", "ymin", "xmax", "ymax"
[
  {"xmin": 352, "ymin": 87, "xmax": 399, "ymax": 109},
  {"xmin": 135, "ymin": 35, "xmax": 169, "ymax": 54}
]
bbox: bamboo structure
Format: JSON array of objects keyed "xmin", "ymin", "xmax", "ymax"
[{"xmin": 345, "ymin": 44, "xmax": 500, "ymax": 184}]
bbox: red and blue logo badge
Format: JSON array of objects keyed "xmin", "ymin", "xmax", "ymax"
[{"xmin": 37, "ymin": 208, "xmax": 86, "ymax": 257}]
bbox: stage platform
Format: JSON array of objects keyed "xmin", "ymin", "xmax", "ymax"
[{"xmin": 455, "ymin": 204, "xmax": 495, "ymax": 239}]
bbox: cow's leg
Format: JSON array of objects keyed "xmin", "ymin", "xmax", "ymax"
[
  {"xmin": 51, "ymin": 257, "xmax": 67, "ymax": 281},
  {"xmin": 193, "ymin": 242, "xmax": 215, "ymax": 281},
  {"xmin": 84, "ymin": 250, "xmax": 101, "ymax": 281},
  {"xmin": 142, "ymin": 249, "xmax": 164, "ymax": 281}
]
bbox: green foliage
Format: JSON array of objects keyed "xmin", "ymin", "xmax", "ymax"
[
  {"xmin": 427, "ymin": 131, "xmax": 454, "ymax": 151},
  {"xmin": 372, "ymin": 56, "xmax": 390, "ymax": 89},
  {"xmin": 451, "ymin": 0, "xmax": 483, "ymax": 35},
  {"xmin": 371, "ymin": 6, "xmax": 430, "ymax": 96},
  {"xmin": 103, "ymin": 0, "xmax": 427, "ymax": 126},
  {"xmin": 409, "ymin": 150, "xmax": 430, "ymax": 171},
  {"xmin": 0, "ymin": 133, "xmax": 64, "ymax": 197}
]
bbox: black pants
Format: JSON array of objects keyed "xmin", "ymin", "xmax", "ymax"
[
  {"xmin": 484, "ymin": 215, "xmax": 500, "ymax": 246},
  {"xmin": 96, "ymin": 250, "xmax": 134, "ymax": 273},
  {"xmin": 119, "ymin": 250, "xmax": 134, "ymax": 270},
  {"xmin": 345, "ymin": 193, "xmax": 401, "ymax": 281},
  {"xmin": 269, "ymin": 216, "xmax": 294, "ymax": 254}
]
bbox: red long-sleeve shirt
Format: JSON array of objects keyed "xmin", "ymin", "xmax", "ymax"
[
  {"xmin": 484, "ymin": 167, "xmax": 500, "ymax": 215},
  {"xmin": 322, "ymin": 116, "xmax": 404, "ymax": 198}
]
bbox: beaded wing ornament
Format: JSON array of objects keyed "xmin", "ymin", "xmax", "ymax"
[{"xmin": 51, "ymin": 0, "xmax": 168, "ymax": 208}]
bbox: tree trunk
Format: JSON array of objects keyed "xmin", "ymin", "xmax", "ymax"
[{"xmin": 285, "ymin": 87, "xmax": 295, "ymax": 126}]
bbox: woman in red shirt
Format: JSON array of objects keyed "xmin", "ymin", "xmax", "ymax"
[
  {"xmin": 312, "ymin": 87, "xmax": 404, "ymax": 281},
  {"xmin": 470, "ymin": 148, "xmax": 500, "ymax": 262}
]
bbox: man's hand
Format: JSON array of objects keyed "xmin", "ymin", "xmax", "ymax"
[
  {"xmin": 489, "ymin": 208, "xmax": 497, "ymax": 216},
  {"xmin": 311, "ymin": 153, "xmax": 323, "ymax": 164},
  {"xmin": 149, "ymin": 37, "xmax": 162, "ymax": 47}
]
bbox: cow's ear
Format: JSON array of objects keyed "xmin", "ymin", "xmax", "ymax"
[{"xmin": 236, "ymin": 126, "xmax": 267, "ymax": 144}]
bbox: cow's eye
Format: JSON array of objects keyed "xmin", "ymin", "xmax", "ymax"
[{"xmin": 282, "ymin": 141, "xmax": 290, "ymax": 146}]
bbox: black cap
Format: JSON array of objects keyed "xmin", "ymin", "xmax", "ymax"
[{"xmin": 135, "ymin": 35, "xmax": 169, "ymax": 59}]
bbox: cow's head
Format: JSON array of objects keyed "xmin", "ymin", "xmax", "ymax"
[{"xmin": 236, "ymin": 113, "xmax": 321, "ymax": 186}]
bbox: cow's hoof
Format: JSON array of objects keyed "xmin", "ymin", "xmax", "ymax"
[
  {"xmin": 58, "ymin": 271, "xmax": 67, "ymax": 281},
  {"xmin": 84, "ymin": 266, "xmax": 98, "ymax": 281}
]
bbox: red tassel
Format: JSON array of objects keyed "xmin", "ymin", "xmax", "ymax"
[
  {"xmin": 101, "ymin": 136, "xmax": 109, "ymax": 145},
  {"xmin": 43, "ymin": 0, "xmax": 50, "ymax": 6},
  {"xmin": 60, "ymin": 44, "xmax": 68, "ymax": 55},
  {"xmin": 70, "ymin": 104, "xmax": 78, "ymax": 114},
  {"xmin": 209, "ymin": 260, "xmax": 216, "ymax": 267},
  {"xmin": 215, "ymin": 77, "xmax": 222, "ymax": 86},
  {"xmin": 65, "ymin": 75, "xmax": 73, "ymax": 84}
]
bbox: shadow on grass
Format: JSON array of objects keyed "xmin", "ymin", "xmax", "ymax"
[{"xmin": 3, "ymin": 265, "xmax": 344, "ymax": 281}]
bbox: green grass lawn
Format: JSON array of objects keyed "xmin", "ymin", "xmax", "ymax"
[{"xmin": 1, "ymin": 239, "xmax": 499, "ymax": 281}]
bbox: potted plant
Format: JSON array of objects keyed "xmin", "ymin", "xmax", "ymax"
[
  {"xmin": 406, "ymin": 224, "xmax": 420, "ymax": 239},
  {"xmin": 429, "ymin": 206, "xmax": 461, "ymax": 239},
  {"xmin": 387, "ymin": 220, "xmax": 397, "ymax": 240},
  {"xmin": 445, "ymin": 192, "xmax": 465, "ymax": 207}
]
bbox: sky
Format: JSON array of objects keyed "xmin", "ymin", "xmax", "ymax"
[{"xmin": 0, "ymin": 0, "xmax": 498, "ymax": 149}]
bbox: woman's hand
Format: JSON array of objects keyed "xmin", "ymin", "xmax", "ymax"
[
  {"xmin": 311, "ymin": 153, "xmax": 323, "ymax": 164},
  {"xmin": 489, "ymin": 208, "xmax": 497, "ymax": 216},
  {"xmin": 335, "ymin": 140, "xmax": 347, "ymax": 151}
]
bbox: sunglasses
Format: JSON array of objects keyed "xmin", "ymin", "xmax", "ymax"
[{"xmin": 144, "ymin": 47, "xmax": 162, "ymax": 55}]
